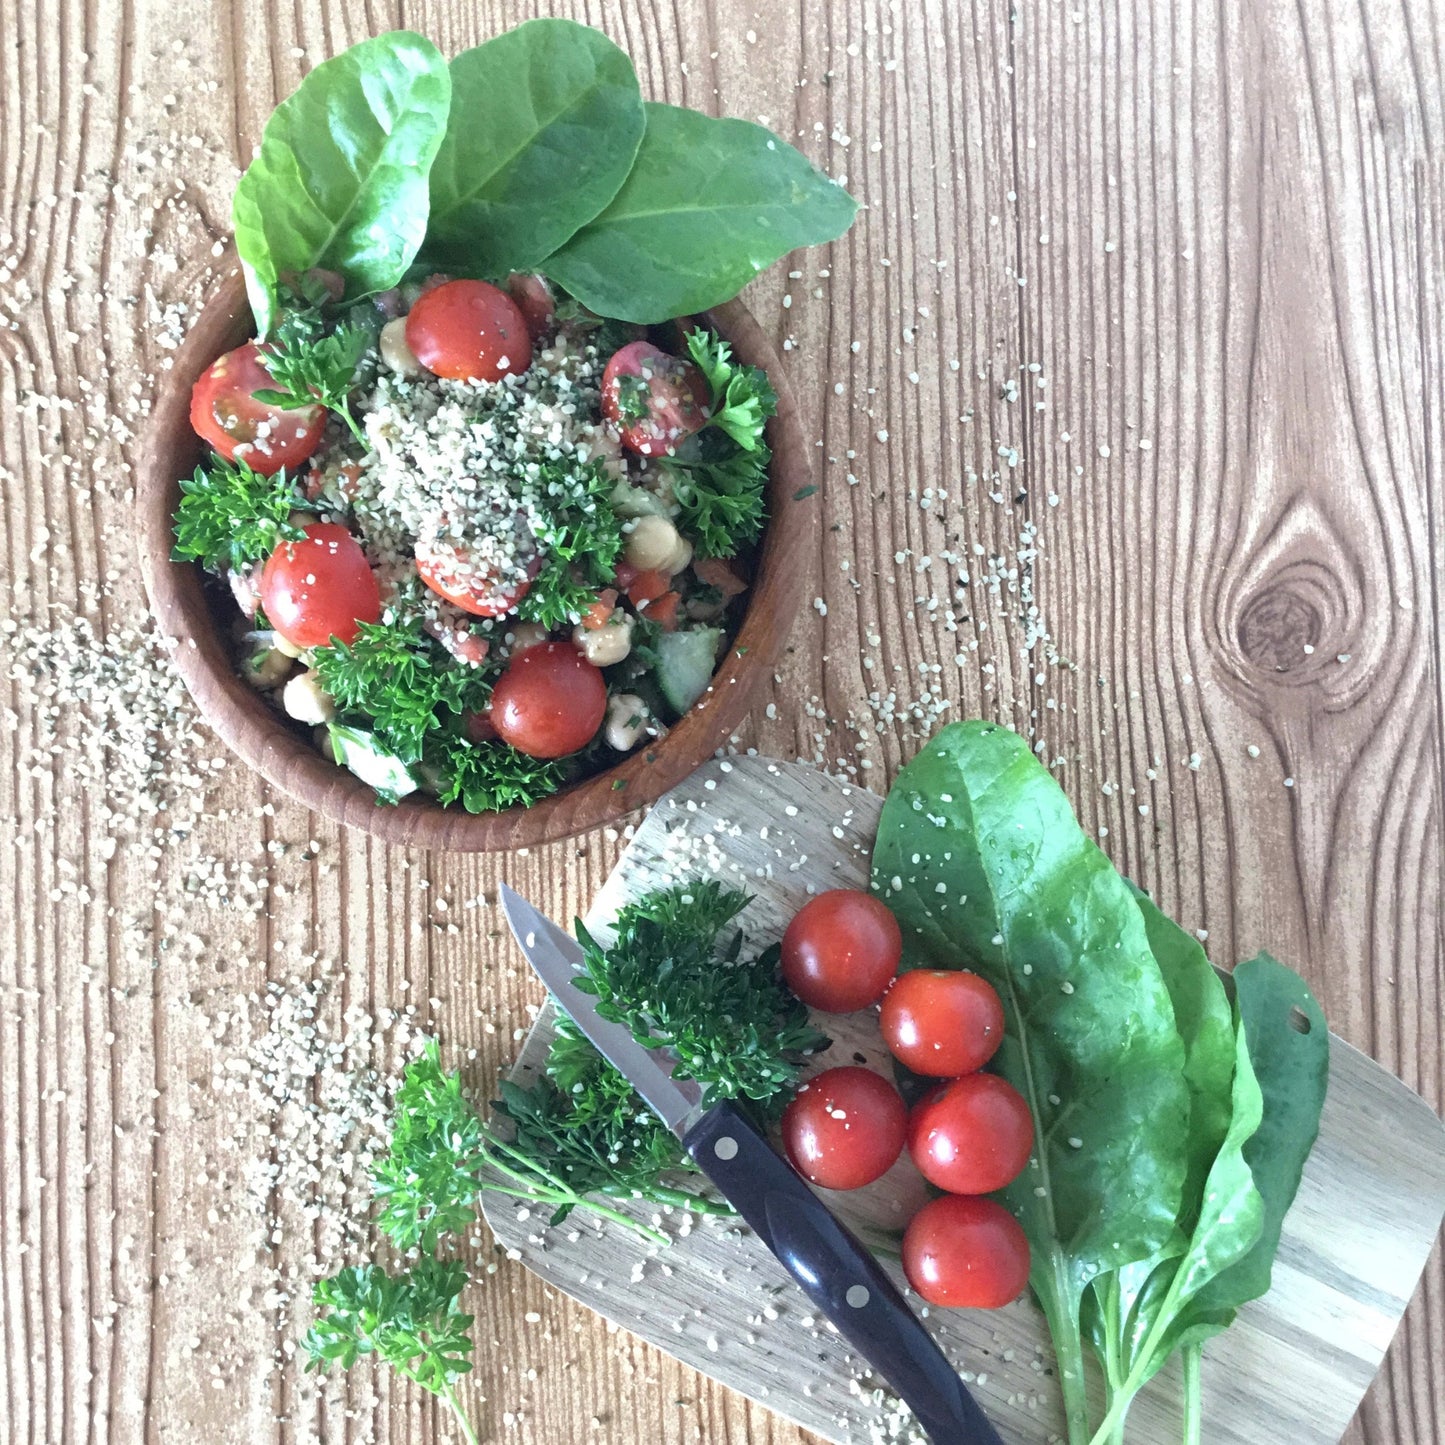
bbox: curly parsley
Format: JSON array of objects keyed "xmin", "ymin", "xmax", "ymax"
[
  {"xmin": 427, "ymin": 734, "xmax": 566, "ymax": 814},
  {"xmin": 516, "ymin": 460, "xmax": 625, "ymax": 630},
  {"xmin": 253, "ymin": 304, "xmax": 372, "ymax": 444},
  {"xmin": 172, "ymin": 456, "xmax": 306, "ymax": 572}
]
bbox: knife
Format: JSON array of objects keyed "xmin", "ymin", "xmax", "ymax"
[{"xmin": 498, "ymin": 884, "xmax": 1007, "ymax": 1445}]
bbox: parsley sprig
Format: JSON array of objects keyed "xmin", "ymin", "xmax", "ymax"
[
  {"xmin": 172, "ymin": 456, "xmax": 306, "ymax": 572},
  {"xmin": 428, "ymin": 734, "xmax": 566, "ymax": 813},
  {"xmin": 252, "ymin": 305, "xmax": 371, "ymax": 445},
  {"xmin": 516, "ymin": 460, "xmax": 626, "ymax": 630},
  {"xmin": 573, "ymin": 881, "xmax": 829, "ymax": 1109},
  {"xmin": 371, "ymin": 1041, "xmax": 675, "ymax": 1249},
  {"xmin": 661, "ymin": 329, "xmax": 777, "ymax": 558},
  {"xmin": 304, "ymin": 1259, "xmax": 479, "ymax": 1445}
]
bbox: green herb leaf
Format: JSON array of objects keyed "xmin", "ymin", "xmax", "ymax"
[
  {"xmin": 234, "ymin": 32, "xmax": 452, "ymax": 336},
  {"xmin": 304, "ymin": 1258, "xmax": 473, "ymax": 1394},
  {"xmin": 428, "ymin": 734, "xmax": 566, "ymax": 814},
  {"xmin": 541, "ymin": 102, "xmax": 858, "ymax": 323},
  {"xmin": 171, "ymin": 456, "xmax": 305, "ymax": 573},
  {"xmin": 685, "ymin": 328, "xmax": 777, "ymax": 451},
  {"xmin": 571, "ymin": 882, "xmax": 829, "ymax": 1108},
  {"xmin": 871, "ymin": 721, "xmax": 1190, "ymax": 1440},
  {"xmin": 665, "ymin": 439, "xmax": 769, "ymax": 558},
  {"xmin": 516, "ymin": 460, "xmax": 625, "ymax": 629},
  {"xmin": 312, "ymin": 618, "xmax": 492, "ymax": 765},
  {"xmin": 426, "ymin": 19, "xmax": 645, "ymax": 277},
  {"xmin": 254, "ymin": 309, "xmax": 372, "ymax": 442}
]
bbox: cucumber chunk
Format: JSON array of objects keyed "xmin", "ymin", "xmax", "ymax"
[
  {"xmin": 655, "ymin": 627, "xmax": 723, "ymax": 718},
  {"xmin": 327, "ymin": 723, "xmax": 419, "ymax": 801}
]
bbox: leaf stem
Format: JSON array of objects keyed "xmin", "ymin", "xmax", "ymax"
[
  {"xmin": 1180, "ymin": 1344, "xmax": 1203, "ymax": 1445},
  {"xmin": 439, "ymin": 1376, "xmax": 481, "ymax": 1445},
  {"xmin": 1086, "ymin": 1266, "xmax": 1190, "ymax": 1445},
  {"xmin": 335, "ymin": 398, "xmax": 367, "ymax": 445}
]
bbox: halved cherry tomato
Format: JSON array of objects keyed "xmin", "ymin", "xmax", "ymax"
[
  {"xmin": 601, "ymin": 341, "xmax": 709, "ymax": 456},
  {"xmin": 189, "ymin": 341, "xmax": 326, "ymax": 476},
  {"xmin": 693, "ymin": 556, "xmax": 749, "ymax": 600},
  {"xmin": 258, "ymin": 523, "xmax": 381, "ymax": 651},
  {"xmin": 902, "ymin": 1195, "xmax": 1031, "ymax": 1309},
  {"xmin": 405, "ymin": 279, "xmax": 533, "ymax": 382},
  {"xmin": 505, "ymin": 273, "xmax": 556, "ymax": 342},
  {"xmin": 782, "ymin": 1066, "xmax": 907, "ymax": 1191},
  {"xmin": 624, "ymin": 568, "xmax": 671, "ymax": 607},
  {"xmin": 414, "ymin": 532, "xmax": 532, "ymax": 618},
  {"xmin": 880, "ymin": 970, "xmax": 1006, "ymax": 1078},
  {"xmin": 780, "ymin": 890, "xmax": 902, "ymax": 1013},
  {"xmin": 644, "ymin": 590, "xmax": 681, "ymax": 630},
  {"xmin": 489, "ymin": 641, "xmax": 607, "ymax": 758},
  {"xmin": 906, "ymin": 1074, "xmax": 1034, "ymax": 1196}
]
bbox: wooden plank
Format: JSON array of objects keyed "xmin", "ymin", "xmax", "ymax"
[
  {"xmin": 0, "ymin": 0, "xmax": 1439, "ymax": 1442},
  {"xmin": 487, "ymin": 756, "xmax": 1445, "ymax": 1445}
]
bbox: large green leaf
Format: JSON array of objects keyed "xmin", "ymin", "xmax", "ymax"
[
  {"xmin": 871, "ymin": 721, "xmax": 1189, "ymax": 1439},
  {"xmin": 233, "ymin": 32, "xmax": 452, "ymax": 336},
  {"xmin": 425, "ymin": 19, "xmax": 645, "ymax": 277},
  {"xmin": 541, "ymin": 102, "xmax": 858, "ymax": 322}
]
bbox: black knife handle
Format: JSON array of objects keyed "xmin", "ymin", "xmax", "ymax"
[{"xmin": 684, "ymin": 1100, "xmax": 1006, "ymax": 1445}]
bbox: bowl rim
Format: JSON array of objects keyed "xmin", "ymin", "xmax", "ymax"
[{"xmin": 136, "ymin": 260, "xmax": 817, "ymax": 852}]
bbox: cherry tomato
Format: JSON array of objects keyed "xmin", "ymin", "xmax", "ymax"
[
  {"xmin": 781, "ymin": 1066, "xmax": 907, "ymax": 1191},
  {"xmin": 489, "ymin": 641, "xmax": 607, "ymax": 758},
  {"xmin": 902, "ymin": 1195, "xmax": 1031, "ymax": 1309},
  {"xmin": 780, "ymin": 890, "xmax": 902, "ymax": 1013},
  {"xmin": 259, "ymin": 523, "xmax": 381, "ymax": 651},
  {"xmin": 189, "ymin": 341, "xmax": 326, "ymax": 476},
  {"xmin": 414, "ymin": 532, "xmax": 533, "ymax": 618},
  {"xmin": 601, "ymin": 341, "xmax": 709, "ymax": 456},
  {"xmin": 405, "ymin": 279, "xmax": 533, "ymax": 382},
  {"xmin": 505, "ymin": 273, "xmax": 557, "ymax": 342},
  {"xmin": 880, "ymin": 970, "xmax": 1006, "ymax": 1078},
  {"xmin": 907, "ymin": 1073, "xmax": 1034, "ymax": 1196}
]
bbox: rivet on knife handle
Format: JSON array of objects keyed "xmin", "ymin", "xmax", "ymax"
[{"xmin": 684, "ymin": 1099, "xmax": 1007, "ymax": 1445}]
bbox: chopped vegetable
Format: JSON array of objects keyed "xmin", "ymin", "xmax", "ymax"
[{"xmin": 653, "ymin": 626, "xmax": 721, "ymax": 716}]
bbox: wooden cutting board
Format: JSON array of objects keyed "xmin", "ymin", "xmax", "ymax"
[{"xmin": 483, "ymin": 757, "xmax": 1445, "ymax": 1444}]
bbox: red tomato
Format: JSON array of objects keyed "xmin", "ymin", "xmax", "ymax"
[
  {"xmin": 189, "ymin": 341, "xmax": 326, "ymax": 476},
  {"xmin": 259, "ymin": 523, "xmax": 381, "ymax": 651},
  {"xmin": 780, "ymin": 890, "xmax": 902, "ymax": 1013},
  {"xmin": 405, "ymin": 280, "xmax": 533, "ymax": 382},
  {"xmin": 414, "ymin": 533, "xmax": 532, "ymax": 619},
  {"xmin": 645, "ymin": 590, "xmax": 681, "ymax": 630},
  {"xmin": 902, "ymin": 1195, "xmax": 1031, "ymax": 1309},
  {"xmin": 782, "ymin": 1066, "xmax": 907, "ymax": 1191},
  {"xmin": 880, "ymin": 970, "xmax": 1006, "ymax": 1078},
  {"xmin": 601, "ymin": 341, "xmax": 709, "ymax": 456},
  {"xmin": 490, "ymin": 641, "xmax": 606, "ymax": 758},
  {"xmin": 505, "ymin": 273, "xmax": 556, "ymax": 342},
  {"xmin": 907, "ymin": 1074, "xmax": 1034, "ymax": 1196}
]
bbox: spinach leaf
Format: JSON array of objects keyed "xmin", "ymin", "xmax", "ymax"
[
  {"xmin": 426, "ymin": 19, "xmax": 645, "ymax": 277},
  {"xmin": 871, "ymin": 721, "xmax": 1190, "ymax": 1441},
  {"xmin": 541, "ymin": 102, "xmax": 858, "ymax": 322},
  {"xmin": 233, "ymin": 32, "xmax": 452, "ymax": 336}
]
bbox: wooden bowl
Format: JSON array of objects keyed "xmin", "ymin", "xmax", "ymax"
[{"xmin": 137, "ymin": 260, "xmax": 816, "ymax": 851}]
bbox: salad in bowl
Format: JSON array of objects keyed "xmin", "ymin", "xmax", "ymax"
[{"xmin": 145, "ymin": 21, "xmax": 855, "ymax": 840}]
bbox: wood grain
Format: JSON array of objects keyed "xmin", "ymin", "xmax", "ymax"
[
  {"xmin": 488, "ymin": 755, "xmax": 1445, "ymax": 1445},
  {"xmin": 0, "ymin": 1, "xmax": 1440, "ymax": 1443}
]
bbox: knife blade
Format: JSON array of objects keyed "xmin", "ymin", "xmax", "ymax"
[{"xmin": 498, "ymin": 883, "xmax": 1007, "ymax": 1445}]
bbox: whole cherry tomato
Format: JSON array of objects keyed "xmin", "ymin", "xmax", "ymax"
[
  {"xmin": 489, "ymin": 641, "xmax": 606, "ymax": 758},
  {"xmin": 906, "ymin": 1073, "xmax": 1034, "ymax": 1196},
  {"xmin": 405, "ymin": 279, "xmax": 533, "ymax": 382},
  {"xmin": 259, "ymin": 523, "xmax": 381, "ymax": 651},
  {"xmin": 902, "ymin": 1194, "xmax": 1031, "ymax": 1309},
  {"xmin": 781, "ymin": 1066, "xmax": 907, "ymax": 1191},
  {"xmin": 880, "ymin": 970, "xmax": 1006, "ymax": 1077},
  {"xmin": 189, "ymin": 341, "xmax": 326, "ymax": 476},
  {"xmin": 780, "ymin": 890, "xmax": 902, "ymax": 1013}
]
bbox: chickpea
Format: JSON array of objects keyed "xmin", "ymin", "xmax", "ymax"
[
  {"xmin": 379, "ymin": 316, "xmax": 425, "ymax": 379},
  {"xmin": 506, "ymin": 621, "xmax": 550, "ymax": 654},
  {"xmin": 282, "ymin": 670, "xmax": 336, "ymax": 725},
  {"xmin": 243, "ymin": 647, "xmax": 293, "ymax": 691},
  {"xmin": 604, "ymin": 693, "xmax": 650, "ymax": 752},
  {"xmin": 623, "ymin": 514, "xmax": 691, "ymax": 575},
  {"xmin": 573, "ymin": 615, "xmax": 633, "ymax": 667}
]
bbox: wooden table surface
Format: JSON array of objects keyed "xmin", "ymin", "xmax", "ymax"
[{"xmin": 1, "ymin": 2, "xmax": 1441, "ymax": 1444}]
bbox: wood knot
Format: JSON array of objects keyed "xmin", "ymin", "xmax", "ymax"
[{"xmin": 1237, "ymin": 584, "xmax": 1322, "ymax": 673}]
